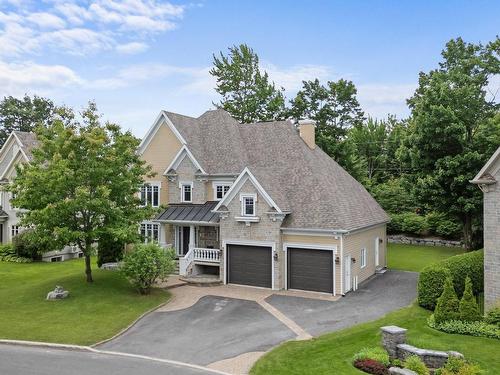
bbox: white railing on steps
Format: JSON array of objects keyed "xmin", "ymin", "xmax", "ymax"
[
  {"xmin": 179, "ymin": 248, "xmax": 194, "ymax": 276},
  {"xmin": 193, "ymin": 248, "xmax": 220, "ymax": 263}
]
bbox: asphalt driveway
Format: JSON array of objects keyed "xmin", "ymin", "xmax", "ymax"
[
  {"xmin": 266, "ymin": 270, "xmax": 418, "ymax": 336},
  {"xmin": 98, "ymin": 270, "xmax": 417, "ymax": 367},
  {"xmin": 98, "ymin": 295, "xmax": 295, "ymax": 366}
]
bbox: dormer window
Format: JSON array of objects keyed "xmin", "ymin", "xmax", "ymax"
[
  {"xmin": 241, "ymin": 194, "xmax": 256, "ymax": 216},
  {"xmin": 140, "ymin": 183, "xmax": 160, "ymax": 207},
  {"xmin": 181, "ymin": 182, "xmax": 193, "ymax": 203},
  {"xmin": 214, "ymin": 183, "xmax": 231, "ymax": 200}
]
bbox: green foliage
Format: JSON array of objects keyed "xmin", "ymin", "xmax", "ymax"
[
  {"xmin": 370, "ymin": 178, "xmax": 415, "ymax": 215},
  {"xmin": 429, "ymin": 315, "xmax": 500, "ymax": 340},
  {"xmin": 0, "ymin": 243, "xmax": 32, "ymax": 263},
  {"xmin": 459, "ymin": 277, "xmax": 482, "ymax": 322},
  {"xmin": 8, "ymin": 102, "xmax": 153, "ymax": 282},
  {"xmin": 426, "ymin": 212, "xmax": 462, "ymax": 238},
  {"xmin": 352, "ymin": 347, "xmax": 390, "ymax": 367},
  {"xmin": 484, "ymin": 305, "xmax": 500, "ymax": 327},
  {"xmin": 403, "ymin": 355, "xmax": 429, "ymax": 375},
  {"xmin": 210, "ymin": 44, "xmax": 286, "ymax": 123},
  {"xmin": 288, "ymin": 78, "xmax": 365, "ymax": 177},
  {"xmin": 435, "ymin": 356, "xmax": 482, "ymax": 375},
  {"xmin": 121, "ymin": 244, "xmax": 175, "ymax": 294},
  {"xmin": 0, "ymin": 94, "xmax": 69, "ymax": 147},
  {"xmin": 12, "ymin": 229, "xmax": 52, "ymax": 260},
  {"xmin": 97, "ymin": 233, "xmax": 125, "ymax": 268},
  {"xmin": 389, "ymin": 211, "xmax": 463, "ymax": 238},
  {"xmin": 418, "ymin": 250, "xmax": 484, "ymax": 310},
  {"xmin": 434, "ymin": 277, "xmax": 460, "ymax": 324},
  {"xmin": 405, "ymin": 37, "xmax": 500, "ymax": 250}
]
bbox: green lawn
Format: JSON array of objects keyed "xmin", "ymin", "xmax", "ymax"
[
  {"xmin": 387, "ymin": 243, "xmax": 465, "ymax": 272},
  {"xmin": 251, "ymin": 303, "xmax": 500, "ymax": 375},
  {"xmin": 0, "ymin": 258, "xmax": 169, "ymax": 345},
  {"xmin": 252, "ymin": 244, "xmax": 495, "ymax": 374}
]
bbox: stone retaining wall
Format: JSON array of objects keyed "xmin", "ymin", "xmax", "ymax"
[
  {"xmin": 388, "ymin": 235, "xmax": 463, "ymax": 248},
  {"xmin": 381, "ymin": 326, "xmax": 463, "ymax": 369}
]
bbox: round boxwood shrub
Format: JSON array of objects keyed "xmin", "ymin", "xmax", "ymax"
[{"xmin": 418, "ymin": 250, "xmax": 483, "ymax": 310}]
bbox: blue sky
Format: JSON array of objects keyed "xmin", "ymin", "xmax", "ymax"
[{"xmin": 0, "ymin": 0, "xmax": 498, "ymax": 137}]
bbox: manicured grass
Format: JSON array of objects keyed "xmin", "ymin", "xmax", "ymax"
[
  {"xmin": 387, "ymin": 243, "xmax": 465, "ymax": 272},
  {"xmin": 0, "ymin": 258, "xmax": 169, "ymax": 345},
  {"xmin": 251, "ymin": 303, "xmax": 500, "ymax": 375}
]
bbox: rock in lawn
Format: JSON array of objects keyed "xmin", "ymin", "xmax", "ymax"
[{"xmin": 46, "ymin": 285, "xmax": 69, "ymax": 300}]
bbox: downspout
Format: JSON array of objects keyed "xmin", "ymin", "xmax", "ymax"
[{"xmin": 340, "ymin": 234, "xmax": 344, "ymax": 296}]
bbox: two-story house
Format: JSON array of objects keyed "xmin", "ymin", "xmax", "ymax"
[
  {"xmin": 139, "ymin": 109, "xmax": 389, "ymax": 295},
  {"xmin": 0, "ymin": 131, "xmax": 82, "ymax": 262}
]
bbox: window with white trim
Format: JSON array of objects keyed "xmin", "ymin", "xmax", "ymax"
[
  {"xmin": 214, "ymin": 183, "xmax": 231, "ymax": 200},
  {"xmin": 140, "ymin": 222, "xmax": 159, "ymax": 243},
  {"xmin": 181, "ymin": 182, "xmax": 193, "ymax": 203},
  {"xmin": 140, "ymin": 183, "xmax": 160, "ymax": 207},
  {"xmin": 360, "ymin": 248, "xmax": 367, "ymax": 268},
  {"xmin": 11, "ymin": 225, "xmax": 20, "ymax": 238},
  {"xmin": 241, "ymin": 194, "xmax": 256, "ymax": 216}
]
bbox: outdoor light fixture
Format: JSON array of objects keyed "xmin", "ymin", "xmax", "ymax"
[{"xmin": 273, "ymin": 252, "xmax": 278, "ymax": 261}]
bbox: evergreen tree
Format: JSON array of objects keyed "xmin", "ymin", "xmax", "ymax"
[
  {"xmin": 459, "ymin": 276, "xmax": 482, "ymax": 322},
  {"xmin": 434, "ymin": 276, "xmax": 460, "ymax": 323}
]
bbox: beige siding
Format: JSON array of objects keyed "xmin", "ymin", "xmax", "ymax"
[
  {"xmin": 281, "ymin": 233, "xmax": 341, "ymax": 295},
  {"xmin": 342, "ymin": 224, "xmax": 387, "ymax": 288},
  {"xmin": 141, "ymin": 122, "xmax": 183, "ymax": 205}
]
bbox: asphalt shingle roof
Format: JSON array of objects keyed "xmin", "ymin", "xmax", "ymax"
[
  {"xmin": 13, "ymin": 131, "xmax": 38, "ymax": 161},
  {"xmin": 164, "ymin": 109, "xmax": 389, "ymax": 232}
]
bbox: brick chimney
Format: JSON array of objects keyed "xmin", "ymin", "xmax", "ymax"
[{"xmin": 298, "ymin": 119, "xmax": 316, "ymax": 149}]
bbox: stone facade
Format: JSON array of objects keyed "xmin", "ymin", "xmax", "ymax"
[
  {"xmin": 218, "ymin": 179, "xmax": 283, "ymax": 289},
  {"xmin": 483, "ymin": 178, "xmax": 500, "ymax": 310},
  {"xmin": 167, "ymin": 156, "xmax": 206, "ymax": 204}
]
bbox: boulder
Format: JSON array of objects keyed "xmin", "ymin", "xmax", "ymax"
[{"xmin": 46, "ymin": 285, "xmax": 69, "ymax": 300}]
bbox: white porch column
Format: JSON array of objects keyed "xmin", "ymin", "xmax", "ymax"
[
  {"xmin": 189, "ymin": 225, "xmax": 195, "ymax": 250},
  {"xmin": 159, "ymin": 223, "xmax": 167, "ymax": 248}
]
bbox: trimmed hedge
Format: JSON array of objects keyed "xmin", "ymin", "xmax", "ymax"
[
  {"xmin": 418, "ymin": 250, "xmax": 483, "ymax": 310},
  {"xmin": 428, "ymin": 315, "xmax": 500, "ymax": 340}
]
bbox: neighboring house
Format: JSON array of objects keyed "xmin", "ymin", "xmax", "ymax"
[
  {"xmin": 472, "ymin": 146, "xmax": 500, "ymax": 310},
  {"xmin": 139, "ymin": 109, "xmax": 389, "ymax": 295},
  {"xmin": 0, "ymin": 131, "xmax": 82, "ymax": 262}
]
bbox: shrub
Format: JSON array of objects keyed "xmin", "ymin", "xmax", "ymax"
[
  {"xmin": 484, "ymin": 305, "xmax": 500, "ymax": 327},
  {"xmin": 428, "ymin": 315, "xmax": 500, "ymax": 340},
  {"xmin": 121, "ymin": 243, "xmax": 175, "ymax": 294},
  {"xmin": 434, "ymin": 277, "xmax": 460, "ymax": 323},
  {"xmin": 97, "ymin": 233, "xmax": 125, "ymax": 268},
  {"xmin": 353, "ymin": 358, "xmax": 388, "ymax": 375},
  {"xmin": 0, "ymin": 243, "xmax": 32, "ymax": 263},
  {"xmin": 459, "ymin": 277, "xmax": 481, "ymax": 322},
  {"xmin": 418, "ymin": 250, "xmax": 483, "ymax": 310},
  {"xmin": 401, "ymin": 212, "xmax": 429, "ymax": 236},
  {"xmin": 426, "ymin": 212, "xmax": 461, "ymax": 239},
  {"xmin": 12, "ymin": 229, "xmax": 51, "ymax": 260},
  {"xmin": 434, "ymin": 356, "xmax": 482, "ymax": 375},
  {"xmin": 403, "ymin": 355, "xmax": 429, "ymax": 375},
  {"xmin": 352, "ymin": 347, "xmax": 390, "ymax": 367}
]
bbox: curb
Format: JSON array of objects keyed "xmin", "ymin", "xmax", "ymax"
[{"xmin": 0, "ymin": 340, "xmax": 231, "ymax": 375}]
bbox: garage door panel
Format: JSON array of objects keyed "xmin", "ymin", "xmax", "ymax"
[
  {"xmin": 288, "ymin": 248, "xmax": 333, "ymax": 293},
  {"xmin": 227, "ymin": 245, "xmax": 272, "ymax": 288}
]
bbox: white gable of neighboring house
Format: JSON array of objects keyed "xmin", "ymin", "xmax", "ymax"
[{"xmin": 0, "ymin": 133, "xmax": 30, "ymax": 180}]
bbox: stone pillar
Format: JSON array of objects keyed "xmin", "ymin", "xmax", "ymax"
[
  {"xmin": 189, "ymin": 225, "xmax": 195, "ymax": 250},
  {"xmin": 381, "ymin": 326, "xmax": 407, "ymax": 358}
]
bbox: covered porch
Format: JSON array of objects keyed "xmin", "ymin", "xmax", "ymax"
[{"xmin": 155, "ymin": 202, "xmax": 221, "ymax": 276}]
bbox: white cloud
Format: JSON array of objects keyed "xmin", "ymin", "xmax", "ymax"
[
  {"xmin": 116, "ymin": 41, "xmax": 149, "ymax": 54},
  {"xmin": 356, "ymin": 83, "xmax": 416, "ymax": 119},
  {"xmin": 54, "ymin": 3, "xmax": 92, "ymax": 26},
  {"xmin": 0, "ymin": 60, "xmax": 83, "ymax": 97},
  {"xmin": 263, "ymin": 63, "xmax": 334, "ymax": 92},
  {"xmin": 26, "ymin": 12, "xmax": 66, "ymax": 29}
]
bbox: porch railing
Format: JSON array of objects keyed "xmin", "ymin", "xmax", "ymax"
[
  {"xmin": 179, "ymin": 248, "xmax": 194, "ymax": 276},
  {"xmin": 193, "ymin": 247, "xmax": 220, "ymax": 263}
]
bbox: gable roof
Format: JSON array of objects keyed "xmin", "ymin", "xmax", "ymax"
[
  {"xmin": 164, "ymin": 145, "xmax": 207, "ymax": 175},
  {"xmin": 471, "ymin": 146, "xmax": 500, "ymax": 184},
  {"xmin": 157, "ymin": 109, "xmax": 389, "ymax": 232},
  {"xmin": 0, "ymin": 131, "xmax": 38, "ymax": 180}
]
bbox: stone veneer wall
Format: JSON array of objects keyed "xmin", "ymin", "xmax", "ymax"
[
  {"xmin": 167, "ymin": 156, "xmax": 205, "ymax": 204},
  {"xmin": 218, "ymin": 179, "xmax": 283, "ymax": 289},
  {"xmin": 483, "ymin": 175, "xmax": 500, "ymax": 310},
  {"xmin": 388, "ymin": 235, "xmax": 463, "ymax": 248},
  {"xmin": 381, "ymin": 326, "xmax": 463, "ymax": 369}
]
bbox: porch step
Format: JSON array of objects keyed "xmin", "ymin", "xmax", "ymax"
[
  {"xmin": 172, "ymin": 259, "xmax": 180, "ymax": 275},
  {"xmin": 376, "ymin": 267, "xmax": 387, "ymax": 274},
  {"xmin": 179, "ymin": 274, "xmax": 222, "ymax": 287}
]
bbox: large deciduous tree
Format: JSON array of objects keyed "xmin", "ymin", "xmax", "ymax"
[
  {"xmin": 0, "ymin": 95, "xmax": 67, "ymax": 147},
  {"xmin": 406, "ymin": 37, "xmax": 500, "ymax": 249},
  {"xmin": 9, "ymin": 102, "xmax": 153, "ymax": 282},
  {"xmin": 210, "ymin": 44, "xmax": 286, "ymax": 123},
  {"xmin": 288, "ymin": 78, "xmax": 365, "ymax": 175}
]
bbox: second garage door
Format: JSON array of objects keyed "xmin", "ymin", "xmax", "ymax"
[
  {"xmin": 288, "ymin": 248, "xmax": 333, "ymax": 293},
  {"xmin": 227, "ymin": 244, "xmax": 272, "ymax": 288}
]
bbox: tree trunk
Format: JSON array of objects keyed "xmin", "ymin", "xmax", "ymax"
[
  {"xmin": 84, "ymin": 241, "xmax": 93, "ymax": 282},
  {"xmin": 463, "ymin": 214, "xmax": 473, "ymax": 251}
]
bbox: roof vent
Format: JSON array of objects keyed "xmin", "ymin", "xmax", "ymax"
[{"xmin": 298, "ymin": 119, "xmax": 316, "ymax": 149}]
